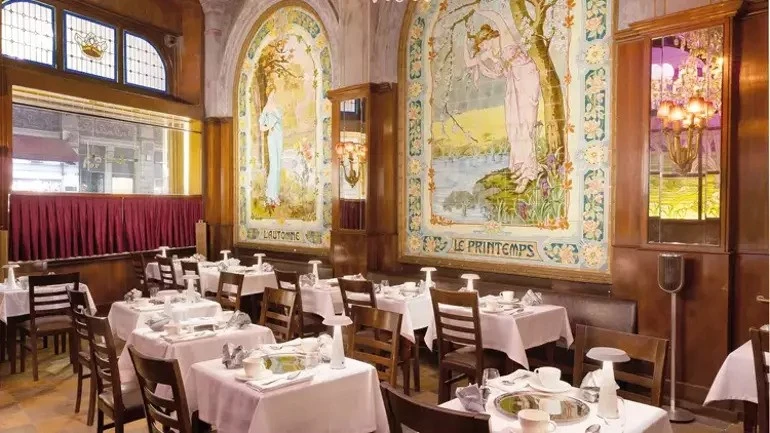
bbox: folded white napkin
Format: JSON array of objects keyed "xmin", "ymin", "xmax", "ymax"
[
  {"xmin": 132, "ymin": 304, "xmax": 165, "ymax": 312},
  {"xmin": 258, "ymin": 339, "xmax": 302, "ymax": 355},
  {"xmin": 324, "ymin": 278, "xmax": 339, "ymax": 285},
  {"xmin": 456, "ymin": 384, "xmax": 485, "ymax": 412},
  {"xmin": 489, "ymin": 370, "xmax": 532, "ymax": 393},
  {"xmin": 508, "ymin": 309, "xmax": 533, "ymax": 319},
  {"xmin": 161, "ymin": 330, "xmax": 216, "ymax": 344},
  {"xmin": 246, "ymin": 370, "xmax": 313, "ymax": 392}
]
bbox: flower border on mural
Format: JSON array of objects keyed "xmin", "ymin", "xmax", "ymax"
[
  {"xmin": 398, "ymin": 0, "xmax": 612, "ymax": 282},
  {"xmin": 234, "ymin": 4, "xmax": 332, "ymax": 253}
]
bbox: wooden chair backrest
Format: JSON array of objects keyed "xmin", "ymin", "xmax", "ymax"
[
  {"xmin": 349, "ymin": 305, "xmax": 402, "ymax": 385},
  {"xmin": 259, "ymin": 287, "xmax": 296, "ymax": 343},
  {"xmin": 274, "ymin": 269, "xmax": 305, "ymax": 329},
  {"xmin": 573, "ymin": 324, "xmax": 668, "ymax": 407},
  {"xmin": 338, "ymin": 279, "xmax": 377, "ymax": 317},
  {"xmin": 86, "ymin": 315, "xmax": 124, "ymax": 410},
  {"xmin": 380, "ymin": 382, "xmax": 490, "ymax": 433},
  {"xmin": 216, "ymin": 271, "xmax": 245, "ymax": 311},
  {"xmin": 131, "ymin": 253, "xmax": 148, "ymax": 293},
  {"xmin": 429, "ymin": 288, "xmax": 483, "ymax": 368},
  {"xmin": 751, "ymin": 327, "xmax": 770, "ymax": 433},
  {"xmin": 128, "ymin": 345, "xmax": 193, "ymax": 433},
  {"xmin": 67, "ymin": 289, "xmax": 91, "ymax": 355},
  {"xmin": 28, "ymin": 273, "xmax": 80, "ymax": 325},
  {"xmin": 155, "ymin": 256, "xmax": 179, "ymax": 291},
  {"xmin": 179, "ymin": 261, "xmax": 200, "ymax": 292}
]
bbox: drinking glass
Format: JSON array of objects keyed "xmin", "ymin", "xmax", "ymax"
[
  {"xmin": 381, "ymin": 280, "xmax": 390, "ymax": 290},
  {"xmin": 150, "ymin": 286, "xmax": 159, "ymax": 299},
  {"xmin": 601, "ymin": 396, "xmax": 626, "ymax": 433},
  {"xmin": 481, "ymin": 368, "xmax": 500, "ymax": 403}
]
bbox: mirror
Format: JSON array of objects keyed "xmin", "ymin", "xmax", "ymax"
[
  {"xmin": 647, "ymin": 25, "xmax": 724, "ymax": 245},
  {"xmin": 335, "ymin": 98, "xmax": 367, "ymax": 230}
]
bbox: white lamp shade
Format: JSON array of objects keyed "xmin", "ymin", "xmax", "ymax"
[
  {"xmin": 308, "ymin": 260, "xmax": 322, "ymax": 265},
  {"xmin": 586, "ymin": 347, "xmax": 630, "ymax": 363},
  {"xmin": 253, "ymin": 253, "xmax": 266, "ymax": 257},
  {"xmin": 323, "ymin": 315, "xmax": 352, "ymax": 327},
  {"xmin": 460, "ymin": 273, "xmax": 480, "ymax": 280},
  {"xmin": 420, "ymin": 267, "xmax": 437, "ymax": 272},
  {"xmin": 3, "ymin": 264, "xmax": 19, "ymax": 269}
]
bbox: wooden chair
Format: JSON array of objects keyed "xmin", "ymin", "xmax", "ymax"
[
  {"xmin": 86, "ymin": 315, "xmax": 144, "ymax": 433},
  {"xmin": 18, "ymin": 273, "xmax": 78, "ymax": 381},
  {"xmin": 258, "ymin": 287, "xmax": 296, "ymax": 343},
  {"xmin": 128, "ymin": 345, "xmax": 194, "ymax": 433},
  {"xmin": 131, "ymin": 253, "xmax": 158, "ymax": 297},
  {"xmin": 156, "ymin": 256, "xmax": 182, "ymax": 292},
  {"xmin": 380, "ymin": 382, "xmax": 490, "ymax": 433},
  {"xmin": 68, "ymin": 289, "xmax": 96, "ymax": 425},
  {"xmin": 179, "ymin": 261, "xmax": 201, "ymax": 293},
  {"xmin": 751, "ymin": 327, "xmax": 769, "ymax": 433},
  {"xmin": 338, "ymin": 278, "xmax": 377, "ymax": 317},
  {"xmin": 572, "ymin": 324, "xmax": 668, "ymax": 407},
  {"xmin": 348, "ymin": 305, "xmax": 411, "ymax": 392},
  {"xmin": 216, "ymin": 271, "xmax": 245, "ymax": 311},
  {"xmin": 274, "ymin": 269, "xmax": 326, "ymax": 337},
  {"xmin": 430, "ymin": 288, "xmax": 506, "ymax": 403}
]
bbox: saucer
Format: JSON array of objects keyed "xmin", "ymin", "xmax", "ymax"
[
  {"xmin": 528, "ymin": 376, "xmax": 572, "ymax": 393},
  {"xmin": 235, "ymin": 369, "xmax": 273, "ymax": 382},
  {"xmin": 480, "ymin": 306, "xmax": 505, "ymax": 314},
  {"xmin": 498, "ymin": 298, "xmax": 520, "ymax": 305}
]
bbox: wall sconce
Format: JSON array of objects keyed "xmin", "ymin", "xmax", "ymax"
[
  {"xmin": 656, "ymin": 93, "xmax": 717, "ymax": 174},
  {"xmin": 335, "ymin": 141, "xmax": 367, "ymax": 188}
]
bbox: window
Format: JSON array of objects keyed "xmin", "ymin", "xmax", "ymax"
[
  {"xmin": 124, "ymin": 32, "xmax": 167, "ymax": 92},
  {"xmin": 1, "ymin": 0, "xmax": 55, "ymax": 66},
  {"xmin": 64, "ymin": 12, "xmax": 116, "ymax": 80}
]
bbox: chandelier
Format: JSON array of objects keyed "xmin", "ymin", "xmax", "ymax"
[
  {"xmin": 335, "ymin": 141, "xmax": 367, "ymax": 188},
  {"xmin": 656, "ymin": 94, "xmax": 717, "ymax": 174}
]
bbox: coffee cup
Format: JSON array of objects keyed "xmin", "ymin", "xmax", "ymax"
[
  {"xmin": 243, "ymin": 357, "xmax": 268, "ymax": 378},
  {"xmin": 534, "ymin": 367, "xmax": 561, "ymax": 388},
  {"xmin": 301, "ymin": 338, "xmax": 319, "ymax": 353},
  {"xmin": 164, "ymin": 323, "xmax": 180, "ymax": 336},
  {"xmin": 486, "ymin": 298, "xmax": 500, "ymax": 311},
  {"xmin": 500, "ymin": 290, "xmax": 515, "ymax": 302},
  {"xmin": 518, "ymin": 409, "xmax": 557, "ymax": 433}
]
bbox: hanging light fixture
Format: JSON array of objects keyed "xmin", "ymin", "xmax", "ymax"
[
  {"xmin": 335, "ymin": 140, "xmax": 367, "ymax": 187},
  {"xmin": 657, "ymin": 93, "xmax": 717, "ymax": 174}
]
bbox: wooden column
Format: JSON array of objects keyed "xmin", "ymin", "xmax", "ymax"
[
  {"xmin": 167, "ymin": 129, "xmax": 185, "ymax": 194},
  {"xmin": 203, "ymin": 117, "xmax": 234, "ymax": 259},
  {"xmin": 0, "ymin": 64, "xmax": 11, "ymax": 232}
]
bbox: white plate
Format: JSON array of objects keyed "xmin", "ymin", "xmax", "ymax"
[
  {"xmin": 528, "ymin": 377, "xmax": 572, "ymax": 393},
  {"xmin": 498, "ymin": 298, "xmax": 520, "ymax": 305},
  {"xmin": 235, "ymin": 370, "xmax": 273, "ymax": 382},
  {"xmin": 480, "ymin": 306, "xmax": 506, "ymax": 314}
]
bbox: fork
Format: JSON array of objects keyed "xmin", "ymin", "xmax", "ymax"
[{"xmin": 260, "ymin": 370, "xmax": 302, "ymax": 386}]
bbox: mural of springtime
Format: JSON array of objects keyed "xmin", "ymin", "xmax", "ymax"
[
  {"xmin": 236, "ymin": 6, "xmax": 332, "ymax": 250},
  {"xmin": 402, "ymin": 0, "xmax": 612, "ymax": 279}
]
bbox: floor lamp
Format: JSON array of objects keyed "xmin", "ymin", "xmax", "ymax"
[{"xmin": 658, "ymin": 253, "xmax": 695, "ymax": 423}]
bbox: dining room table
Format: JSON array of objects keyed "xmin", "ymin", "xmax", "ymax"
[
  {"xmin": 424, "ymin": 294, "xmax": 574, "ymax": 370},
  {"xmin": 186, "ymin": 356, "xmax": 389, "ymax": 433},
  {"xmin": 199, "ymin": 267, "xmax": 278, "ymax": 297},
  {"xmin": 0, "ymin": 281, "xmax": 95, "ymax": 372},
  {"xmin": 107, "ymin": 297, "xmax": 223, "ymax": 341},
  {"xmin": 442, "ymin": 369, "xmax": 674, "ymax": 433},
  {"xmin": 117, "ymin": 320, "xmax": 276, "ymax": 386}
]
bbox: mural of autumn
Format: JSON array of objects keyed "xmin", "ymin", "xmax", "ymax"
[
  {"xmin": 236, "ymin": 6, "xmax": 332, "ymax": 251},
  {"xmin": 402, "ymin": 0, "xmax": 612, "ymax": 280}
]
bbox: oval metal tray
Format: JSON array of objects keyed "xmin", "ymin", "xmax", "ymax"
[{"xmin": 494, "ymin": 391, "xmax": 591, "ymax": 424}]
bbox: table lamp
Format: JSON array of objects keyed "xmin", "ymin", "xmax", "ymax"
[
  {"xmin": 308, "ymin": 260, "xmax": 322, "ymax": 280},
  {"xmin": 586, "ymin": 347, "xmax": 630, "ymax": 419},
  {"xmin": 253, "ymin": 253, "xmax": 266, "ymax": 269},
  {"xmin": 460, "ymin": 273, "xmax": 480, "ymax": 292},
  {"xmin": 323, "ymin": 315, "xmax": 352, "ymax": 369},
  {"xmin": 421, "ymin": 267, "xmax": 437, "ymax": 289},
  {"xmin": 182, "ymin": 274, "xmax": 200, "ymax": 300},
  {"xmin": 3, "ymin": 263, "xmax": 19, "ymax": 290},
  {"xmin": 220, "ymin": 250, "xmax": 231, "ymax": 261},
  {"xmin": 158, "ymin": 246, "xmax": 170, "ymax": 258}
]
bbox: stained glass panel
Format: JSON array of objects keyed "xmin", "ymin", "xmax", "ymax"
[
  {"xmin": 124, "ymin": 32, "xmax": 166, "ymax": 92},
  {"xmin": 1, "ymin": 0, "xmax": 55, "ymax": 66},
  {"xmin": 64, "ymin": 12, "xmax": 116, "ymax": 80}
]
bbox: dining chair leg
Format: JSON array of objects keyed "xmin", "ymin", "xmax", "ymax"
[
  {"xmin": 8, "ymin": 319, "xmax": 17, "ymax": 374},
  {"xmin": 19, "ymin": 332, "xmax": 26, "ymax": 374},
  {"xmin": 43, "ymin": 336, "xmax": 48, "ymax": 349},
  {"xmin": 115, "ymin": 420, "xmax": 124, "ymax": 433},
  {"xmin": 0, "ymin": 321, "xmax": 6, "ymax": 362},
  {"xmin": 75, "ymin": 362, "xmax": 83, "ymax": 413},
  {"xmin": 401, "ymin": 359, "xmax": 411, "ymax": 396},
  {"xmin": 96, "ymin": 410, "xmax": 105, "ymax": 433},
  {"xmin": 438, "ymin": 366, "xmax": 451, "ymax": 404},
  {"xmin": 86, "ymin": 369, "xmax": 96, "ymax": 426},
  {"xmin": 31, "ymin": 333, "xmax": 39, "ymax": 381},
  {"xmin": 54, "ymin": 335, "xmax": 60, "ymax": 355},
  {"xmin": 412, "ymin": 339, "xmax": 421, "ymax": 392}
]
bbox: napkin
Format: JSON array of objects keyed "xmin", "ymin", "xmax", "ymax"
[
  {"xmin": 488, "ymin": 370, "xmax": 532, "ymax": 393},
  {"xmin": 226, "ymin": 311, "xmax": 252, "ymax": 329},
  {"xmin": 132, "ymin": 304, "xmax": 165, "ymax": 312},
  {"xmin": 343, "ymin": 274, "xmax": 365, "ymax": 281},
  {"xmin": 580, "ymin": 369, "xmax": 619, "ymax": 390},
  {"xmin": 124, "ymin": 288, "xmax": 143, "ymax": 303},
  {"xmin": 456, "ymin": 384, "xmax": 485, "ymax": 412},
  {"xmin": 259, "ymin": 339, "xmax": 302, "ymax": 355},
  {"xmin": 246, "ymin": 370, "xmax": 314, "ymax": 392},
  {"xmin": 222, "ymin": 343, "xmax": 247, "ymax": 369},
  {"xmin": 145, "ymin": 313, "xmax": 171, "ymax": 332},
  {"xmin": 521, "ymin": 289, "xmax": 543, "ymax": 306},
  {"xmin": 261, "ymin": 262, "xmax": 274, "ymax": 272},
  {"xmin": 161, "ymin": 330, "xmax": 216, "ymax": 344}
]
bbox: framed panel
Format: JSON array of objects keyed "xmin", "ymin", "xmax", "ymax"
[
  {"xmin": 63, "ymin": 11, "xmax": 116, "ymax": 80},
  {"xmin": 1, "ymin": 0, "xmax": 55, "ymax": 66},
  {"xmin": 124, "ymin": 31, "xmax": 167, "ymax": 92}
]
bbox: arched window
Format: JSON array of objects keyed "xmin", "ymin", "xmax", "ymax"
[
  {"xmin": 124, "ymin": 32, "xmax": 167, "ymax": 92},
  {"xmin": 1, "ymin": 0, "xmax": 55, "ymax": 66}
]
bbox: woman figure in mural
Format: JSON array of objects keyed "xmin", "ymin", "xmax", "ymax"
[
  {"xmin": 464, "ymin": 10, "xmax": 541, "ymax": 194},
  {"xmin": 260, "ymin": 90, "xmax": 283, "ymax": 205}
]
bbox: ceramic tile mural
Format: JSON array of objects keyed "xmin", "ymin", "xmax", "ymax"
[
  {"xmin": 400, "ymin": 0, "xmax": 611, "ymax": 281},
  {"xmin": 236, "ymin": 5, "xmax": 332, "ymax": 252}
]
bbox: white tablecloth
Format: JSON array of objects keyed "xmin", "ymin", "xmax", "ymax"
[
  {"xmin": 107, "ymin": 299, "xmax": 223, "ymax": 341},
  {"xmin": 441, "ymin": 371, "xmax": 673, "ymax": 433},
  {"xmin": 145, "ymin": 261, "xmax": 184, "ymax": 283},
  {"xmin": 705, "ymin": 341, "xmax": 770, "ymax": 405},
  {"xmin": 200, "ymin": 268, "xmax": 278, "ymax": 297},
  {"xmin": 424, "ymin": 304, "xmax": 574, "ymax": 369},
  {"xmin": 0, "ymin": 283, "xmax": 96, "ymax": 323},
  {"xmin": 301, "ymin": 286, "xmax": 433, "ymax": 343},
  {"xmin": 118, "ymin": 324, "xmax": 276, "ymax": 385},
  {"xmin": 187, "ymin": 357, "xmax": 388, "ymax": 433}
]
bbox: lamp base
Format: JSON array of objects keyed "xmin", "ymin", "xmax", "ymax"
[{"xmin": 668, "ymin": 408, "xmax": 695, "ymax": 423}]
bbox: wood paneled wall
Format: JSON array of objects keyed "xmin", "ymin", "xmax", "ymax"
[{"xmin": 203, "ymin": 118, "xmax": 235, "ymax": 259}]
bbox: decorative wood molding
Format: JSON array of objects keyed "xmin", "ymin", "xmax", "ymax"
[{"xmin": 615, "ymin": 0, "xmax": 743, "ymax": 42}]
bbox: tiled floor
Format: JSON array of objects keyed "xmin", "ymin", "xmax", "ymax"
[{"xmin": 0, "ymin": 346, "xmax": 745, "ymax": 433}]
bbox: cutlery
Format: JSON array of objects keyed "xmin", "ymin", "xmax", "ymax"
[
  {"xmin": 260, "ymin": 370, "xmax": 302, "ymax": 386},
  {"xmin": 585, "ymin": 424, "xmax": 601, "ymax": 432},
  {"xmin": 507, "ymin": 308, "xmax": 525, "ymax": 315}
]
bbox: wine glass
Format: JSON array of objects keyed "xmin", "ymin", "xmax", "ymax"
[
  {"xmin": 381, "ymin": 280, "xmax": 390, "ymax": 291},
  {"xmin": 481, "ymin": 367, "xmax": 500, "ymax": 403}
]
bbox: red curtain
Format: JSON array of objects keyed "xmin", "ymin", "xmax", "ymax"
[{"xmin": 9, "ymin": 194, "xmax": 202, "ymax": 261}]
